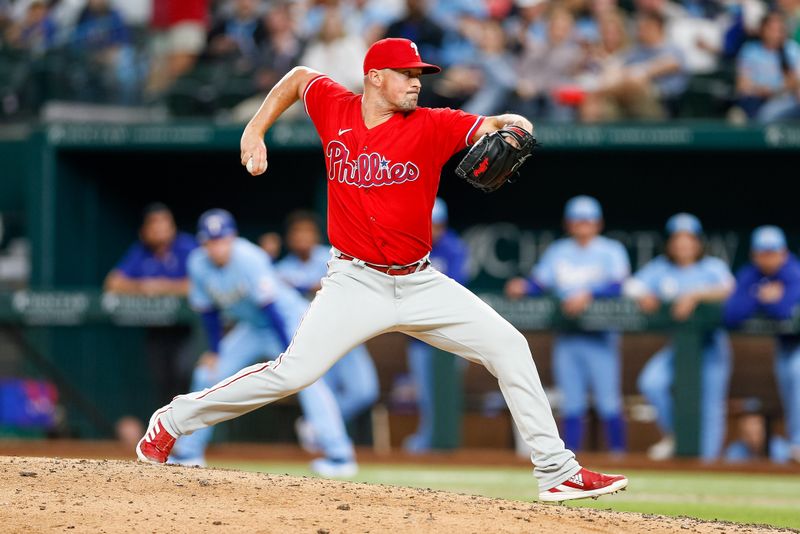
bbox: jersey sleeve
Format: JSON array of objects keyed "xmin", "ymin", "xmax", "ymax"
[
  {"xmin": 114, "ymin": 243, "xmax": 144, "ymax": 278},
  {"xmin": 243, "ymin": 252, "xmax": 280, "ymax": 307},
  {"xmin": 427, "ymin": 107, "xmax": 484, "ymax": 161},
  {"xmin": 532, "ymin": 244, "xmax": 558, "ymax": 289},
  {"xmin": 187, "ymin": 253, "xmax": 214, "ymax": 311},
  {"xmin": 609, "ymin": 240, "xmax": 631, "ymax": 281},
  {"xmin": 706, "ymin": 257, "xmax": 735, "ymax": 289},
  {"xmin": 624, "ymin": 258, "xmax": 662, "ymax": 298},
  {"xmin": 302, "ymin": 75, "xmax": 355, "ymax": 130}
]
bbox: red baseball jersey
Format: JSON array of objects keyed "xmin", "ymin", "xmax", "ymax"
[{"xmin": 303, "ymin": 75, "xmax": 484, "ymax": 266}]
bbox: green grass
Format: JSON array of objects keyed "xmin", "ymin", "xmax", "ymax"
[{"xmin": 210, "ymin": 460, "xmax": 800, "ymax": 530}]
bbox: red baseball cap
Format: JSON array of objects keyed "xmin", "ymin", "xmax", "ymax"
[{"xmin": 363, "ymin": 38, "xmax": 441, "ymax": 75}]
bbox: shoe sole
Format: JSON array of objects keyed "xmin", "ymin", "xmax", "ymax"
[{"xmin": 539, "ymin": 478, "xmax": 628, "ymax": 503}]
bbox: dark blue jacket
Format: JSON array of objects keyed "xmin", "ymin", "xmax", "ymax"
[{"xmin": 724, "ymin": 254, "xmax": 800, "ymax": 345}]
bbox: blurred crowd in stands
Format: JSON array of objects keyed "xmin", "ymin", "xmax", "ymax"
[{"xmin": 2, "ymin": 0, "xmax": 800, "ymax": 122}]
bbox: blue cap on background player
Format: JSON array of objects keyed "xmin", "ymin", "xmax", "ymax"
[
  {"xmin": 197, "ymin": 209, "xmax": 237, "ymax": 243},
  {"xmin": 751, "ymin": 225, "xmax": 786, "ymax": 252},
  {"xmin": 432, "ymin": 197, "xmax": 448, "ymax": 224},
  {"xmin": 564, "ymin": 195, "xmax": 602, "ymax": 222},
  {"xmin": 666, "ymin": 213, "xmax": 702, "ymax": 236}
]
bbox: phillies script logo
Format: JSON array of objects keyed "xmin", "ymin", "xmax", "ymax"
[{"xmin": 326, "ymin": 140, "xmax": 420, "ymax": 187}]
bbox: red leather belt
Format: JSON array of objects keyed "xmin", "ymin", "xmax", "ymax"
[{"xmin": 337, "ymin": 253, "xmax": 430, "ymax": 276}]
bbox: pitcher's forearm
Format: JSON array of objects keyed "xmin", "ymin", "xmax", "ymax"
[
  {"xmin": 499, "ymin": 114, "xmax": 533, "ymax": 132},
  {"xmin": 245, "ymin": 66, "xmax": 321, "ymax": 137}
]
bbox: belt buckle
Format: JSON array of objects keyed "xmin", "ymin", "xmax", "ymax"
[{"xmin": 386, "ymin": 264, "xmax": 402, "ymax": 275}]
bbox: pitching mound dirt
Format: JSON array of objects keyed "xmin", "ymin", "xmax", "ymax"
[{"xmin": 0, "ymin": 456, "xmax": 793, "ymax": 533}]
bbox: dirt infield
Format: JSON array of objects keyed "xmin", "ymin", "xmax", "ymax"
[{"xmin": 1, "ymin": 456, "xmax": 794, "ymax": 534}]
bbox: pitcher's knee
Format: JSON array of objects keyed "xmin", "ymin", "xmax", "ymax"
[
  {"xmin": 505, "ymin": 330, "xmax": 533, "ymax": 357},
  {"xmin": 280, "ymin": 368, "xmax": 323, "ymax": 394},
  {"xmin": 486, "ymin": 329, "xmax": 534, "ymax": 367}
]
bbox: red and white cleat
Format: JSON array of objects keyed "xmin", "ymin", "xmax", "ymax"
[
  {"xmin": 539, "ymin": 467, "xmax": 628, "ymax": 503},
  {"xmin": 135, "ymin": 408, "xmax": 176, "ymax": 464}
]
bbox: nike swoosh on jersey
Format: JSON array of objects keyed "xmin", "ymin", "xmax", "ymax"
[{"xmin": 338, "ymin": 128, "xmax": 352, "ymax": 136}]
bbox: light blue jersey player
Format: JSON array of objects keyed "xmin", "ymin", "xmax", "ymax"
[
  {"xmin": 625, "ymin": 213, "xmax": 735, "ymax": 461},
  {"xmin": 404, "ymin": 198, "xmax": 470, "ymax": 453},
  {"xmin": 170, "ymin": 209, "xmax": 357, "ymax": 477},
  {"xmin": 275, "ymin": 211, "xmax": 379, "ymax": 443},
  {"xmin": 724, "ymin": 226, "xmax": 800, "ymax": 463},
  {"xmin": 506, "ymin": 196, "xmax": 630, "ymax": 453}
]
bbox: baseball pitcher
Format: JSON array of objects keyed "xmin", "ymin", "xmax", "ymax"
[{"xmin": 137, "ymin": 38, "xmax": 628, "ymax": 502}]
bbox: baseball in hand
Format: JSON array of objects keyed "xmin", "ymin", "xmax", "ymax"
[{"xmin": 246, "ymin": 157, "xmax": 254, "ymax": 174}]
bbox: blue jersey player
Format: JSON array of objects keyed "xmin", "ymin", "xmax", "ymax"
[
  {"xmin": 404, "ymin": 198, "xmax": 470, "ymax": 453},
  {"xmin": 275, "ymin": 211, "xmax": 379, "ymax": 447},
  {"xmin": 724, "ymin": 226, "xmax": 800, "ymax": 464},
  {"xmin": 506, "ymin": 195, "xmax": 630, "ymax": 453},
  {"xmin": 625, "ymin": 213, "xmax": 734, "ymax": 461},
  {"xmin": 170, "ymin": 209, "xmax": 357, "ymax": 477}
]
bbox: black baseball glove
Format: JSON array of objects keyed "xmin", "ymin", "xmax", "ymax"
[{"xmin": 455, "ymin": 125, "xmax": 537, "ymax": 193}]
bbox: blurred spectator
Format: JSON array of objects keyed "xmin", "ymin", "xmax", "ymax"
[
  {"xmin": 429, "ymin": 0, "xmax": 487, "ymax": 33},
  {"xmin": 722, "ymin": 0, "xmax": 768, "ymax": 59},
  {"xmin": 505, "ymin": 0, "xmax": 549, "ymax": 51},
  {"xmin": 404, "ymin": 198, "xmax": 469, "ymax": 453},
  {"xmin": 110, "ymin": 0, "xmax": 152, "ymax": 29},
  {"xmin": 258, "ymin": 231, "xmax": 282, "ymax": 260},
  {"xmin": 145, "ymin": 0, "xmax": 209, "ymax": 98},
  {"xmin": 625, "ymin": 213, "xmax": 734, "ymax": 461},
  {"xmin": 662, "ymin": 0, "xmax": 724, "ymax": 75},
  {"xmin": 461, "ymin": 19, "xmax": 517, "ymax": 115},
  {"xmin": 384, "ymin": 0, "xmax": 445, "ymax": 65},
  {"xmin": 4, "ymin": 0, "xmax": 56, "ymax": 56},
  {"xmin": 299, "ymin": 6, "xmax": 366, "ymax": 91},
  {"xmin": 230, "ymin": 1, "xmax": 303, "ymax": 122},
  {"xmin": 562, "ymin": 0, "xmax": 593, "ymax": 40},
  {"xmin": 205, "ymin": 0, "xmax": 265, "ymax": 68},
  {"xmin": 428, "ymin": 12, "xmax": 483, "ymax": 107},
  {"xmin": 724, "ymin": 398, "xmax": 793, "ymax": 463},
  {"xmin": 345, "ymin": 0, "xmax": 399, "ymax": 45},
  {"xmin": 514, "ymin": 6, "xmax": 584, "ymax": 122},
  {"xmin": 777, "ymin": 0, "xmax": 800, "ymax": 43},
  {"xmin": 274, "ymin": 210, "xmax": 329, "ymax": 296},
  {"xmin": 635, "ymin": 0, "xmax": 688, "ymax": 23},
  {"xmin": 437, "ymin": 9, "xmax": 482, "ymax": 68},
  {"xmin": 104, "ymin": 203, "xmax": 198, "ymax": 405},
  {"xmin": 505, "ymin": 196, "xmax": 630, "ymax": 454},
  {"xmin": 580, "ymin": 10, "xmax": 687, "ymax": 122},
  {"xmin": 299, "ymin": 0, "xmax": 401, "ymax": 44},
  {"xmin": 734, "ymin": 11, "xmax": 800, "ymax": 123},
  {"xmin": 724, "ymin": 225, "xmax": 800, "ymax": 464},
  {"xmin": 1, "ymin": 1, "xmax": 13, "ymax": 39},
  {"xmin": 574, "ymin": 9, "xmax": 630, "ymax": 119},
  {"xmin": 572, "ymin": 0, "xmax": 620, "ymax": 45},
  {"xmin": 68, "ymin": 0, "xmax": 139, "ymax": 104},
  {"xmin": 254, "ymin": 1, "xmax": 303, "ymax": 92}
]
